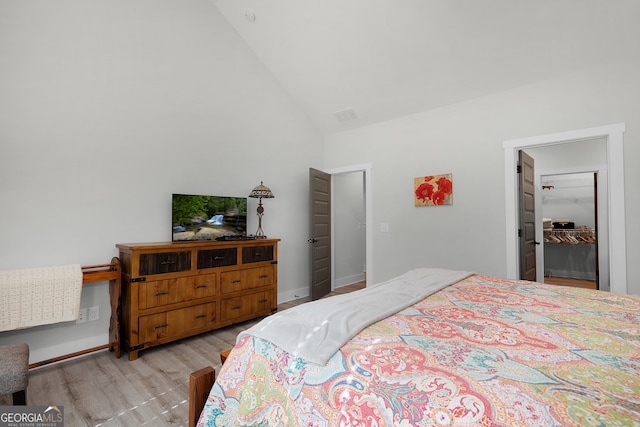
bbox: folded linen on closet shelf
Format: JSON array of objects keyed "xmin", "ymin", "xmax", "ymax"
[{"xmin": 0, "ymin": 264, "xmax": 83, "ymax": 331}]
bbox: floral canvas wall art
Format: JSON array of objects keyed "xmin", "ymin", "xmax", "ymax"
[{"xmin": 414, "ymin": 174, "xmax": 453, "ymax": 206}]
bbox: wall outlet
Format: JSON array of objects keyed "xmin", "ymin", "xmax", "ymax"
[
  {"xmin": 77, "ymin": 308, "xmax": 87, "ymax": 324},
  {"xmin": 88, "ymin": 306, "xmax": 99, "ymax": 322}
]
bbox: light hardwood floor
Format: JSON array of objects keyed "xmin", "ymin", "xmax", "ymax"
[
  {"xmin": 0, "ymin": 282, "xmax": 365, "ymax": 427},
  {"xmin": 543, "ymin": 276, "xmax": 598, "ymax": 290}
]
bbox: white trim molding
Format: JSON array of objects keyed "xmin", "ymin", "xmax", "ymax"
[{"xmin": 503, "ymin": 123, "xmax": 627, "ymax": 294}]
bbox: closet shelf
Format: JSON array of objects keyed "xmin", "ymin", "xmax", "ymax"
[{"xmin": 544, "ymin": 228, "xmax": 596, "ymax": 245}]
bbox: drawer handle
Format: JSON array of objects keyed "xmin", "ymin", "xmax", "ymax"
[
  {"xmin": 194, "ymin": 314, "xmax": 206, "ymax": 319},
  {"xmin": 154, "ymin": 324, "xmax": 168, "ymax": 329},
  {"xmin": 194, "ymin": 285, "xmax": 207, "ymax": 289},
  {"xmin": 259, "ymin": 299, "xmax": 268, "ymax": 303},
  {"xmin": 231, "ymin": 280, "xmax": 241, "ymax": 284},
  {"xmin": 231, "ymin": 305, "xmax": 241, "ymax": 310},
  {"xmin": 154, "ymin": 291, "xmax": 169, "ymax": 296},
  {"xmin": 160, "ymin": 260, "xmax": 175, "ymax": 265},
  {"xmin": 254, "ymin": 252, "xmax": 263, "ymax": 256},
  {"xmin": 259, "ymin": 275, "xmax": 268, "ymax": 279},
  {"xmin": 214, "ymin": 256, "xmax": 226, "ymax": 260}
]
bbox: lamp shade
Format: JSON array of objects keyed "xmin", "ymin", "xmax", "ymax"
[{"xmin": 248, "ymin": 182, "xmax": 275, "ymax": 199}]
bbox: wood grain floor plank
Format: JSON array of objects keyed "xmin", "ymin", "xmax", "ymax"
[{"xmin": 543, "ymin": 276, "xmax": 597, "ymax": 290}]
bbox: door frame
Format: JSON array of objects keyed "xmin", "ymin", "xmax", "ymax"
[
  {"xmin": 325, "ymin": 163, "xmax": 373, "ymax": 289},
  {"xmin": 503, "ymin": 123, "xmax": 627, "ymax": 294}
]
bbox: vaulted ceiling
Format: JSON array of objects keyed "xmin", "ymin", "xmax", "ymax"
[{"xmin": 214, "ymin": 1, "xmax": 640, "ymax": 134}]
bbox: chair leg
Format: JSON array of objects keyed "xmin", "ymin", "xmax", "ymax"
[{"xmin": 13, "ymin": 389, "xmax": 26, "ymax": 405}]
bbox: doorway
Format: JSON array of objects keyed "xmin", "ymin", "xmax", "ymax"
[
  {"xmin": 503, "ymin": 123, "xmax": 627, "ymax": 294},
  {"xmin": 333, "ymin": 172, "xmax": 366, "ymax": 287},
  {"xmin": 310, "ymin": 164, "xmax": 373, "ymax": 297},
  {"xmin": 328, "ymin": 164, "xmax": 373, "ymax": 290},
  {"xmin": 525, "ymin": 139, "xmax": 609, "ymax": 291},
  {"xmin": 540, "ymin": 172, "xmax": 599, "ymax": 290}
]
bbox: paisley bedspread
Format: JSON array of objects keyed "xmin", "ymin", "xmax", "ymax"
[{"xmin": 197, "ymin": 274, "xmax": 640, "ymax": 426}]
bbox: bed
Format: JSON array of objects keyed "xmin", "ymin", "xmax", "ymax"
[{"xmin": 191, "ymin": 269, "xmax": 640, "ymax": 426}]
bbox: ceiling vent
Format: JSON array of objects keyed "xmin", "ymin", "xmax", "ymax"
[{"xmin": 334, "ymin": 108, "xmax": 359, "ymax": 123}]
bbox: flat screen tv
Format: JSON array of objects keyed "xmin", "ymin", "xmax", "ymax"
[{"xmin": 172, "ymin": 194, "xmax": 247, "ymax": 242}]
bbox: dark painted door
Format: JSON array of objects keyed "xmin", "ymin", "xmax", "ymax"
[
  {"xmin": 309, "ymin": 168, "xmax": 332, "ymax": 300},
  {"xmin": 519, "ymin": 150, "xmax": 537, "ymax": 281}
]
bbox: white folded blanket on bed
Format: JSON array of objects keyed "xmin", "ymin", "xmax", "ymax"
[
  {"xmin": 238, "ymin": 268, "xmax": 473, "ymax": 365},
  {"xmin": 0, "ymin": 264, "xmax": 83, "ymax": 332}
]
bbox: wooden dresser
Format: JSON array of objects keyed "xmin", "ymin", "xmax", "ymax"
[{"xmin": 116, "ymin": 239, "xmax": 279, "ymax": 360}]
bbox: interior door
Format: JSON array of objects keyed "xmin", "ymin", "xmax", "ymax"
[
  {"xmin": 519, "ymin": 150, "xmax": 537, "ymax": 281},
  {"xmin": 309, "ymin": 168, "xmax": 332, "ymax": 300}
]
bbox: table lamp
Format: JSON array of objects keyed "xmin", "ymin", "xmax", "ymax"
[{"xmin": 248, "ymin": 181, "xmax": 274, "ymax": 238}]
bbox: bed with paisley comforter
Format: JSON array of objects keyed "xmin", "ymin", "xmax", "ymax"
[{"xmin": 195, "ymin": 269, "xmax": 640, "ymax": 426}]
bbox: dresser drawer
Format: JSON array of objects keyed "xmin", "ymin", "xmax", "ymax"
[
  {"xmin": 221, "ymin": 290, "xmax": 273, "ymax": 321},
  {"xmin": 197, "ymin": 248, "xmax": 237, "ymax": 269},
  {"xmin": 138, "ymin": 274, "xmax": 217, "ymax": 309},
  {"xmin": 139, "ymin": 251, "xmax": 191, "ymax": 275},
  {"xmin": 139, "ymin": 303, "xmax": 216, "ymax": 342},
  {"xmin": 220, "ymin": 266, "xmax": 274, "ymax": 294},
  {"xmin": 242, "ymin": 245, "xmax": 274, "ymax": 264}
]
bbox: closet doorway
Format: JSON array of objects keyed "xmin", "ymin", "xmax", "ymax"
[
  {"xmin": 540, "ymin": 172, "xmax": 599, "ymax": 290},
  {"xmin": 503, "ymin": 123, "xmax": 627, "ymax": 295},
  {"xmin": 526, "ymin": 139, "xmax": 609, "ymax": 292}
]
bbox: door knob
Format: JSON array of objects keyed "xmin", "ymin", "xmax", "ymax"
[{"xmin": 308, "ymin": 238, "xmax": 319, "ymax": 243}]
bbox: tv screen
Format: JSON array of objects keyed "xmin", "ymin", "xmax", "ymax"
[{"xmin": 172, "ymin": 194, "xmax": 247, "ymax": 241}]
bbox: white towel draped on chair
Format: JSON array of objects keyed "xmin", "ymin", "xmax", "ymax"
[{"xmin": 0, "ymin": 264, "xmax": 83, "ymax": 332}]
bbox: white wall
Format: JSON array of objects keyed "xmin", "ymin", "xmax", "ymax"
[
  {"xmin": 324, "ymin": 59, "xmax": 640, "ymax": 296},
  {"xmin": 0, "ymin": 1, "xmax": 323, "ymax": 363}
]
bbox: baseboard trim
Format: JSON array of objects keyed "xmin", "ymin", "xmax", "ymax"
[{"xmin": 335, "ymin": 273, "xmax": 365, "ymax": 288}]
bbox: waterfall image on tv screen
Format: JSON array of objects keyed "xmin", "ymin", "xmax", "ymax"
[{"xmin": 172, "ymin": 194, "xmax": 247, "ymax": 241}]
